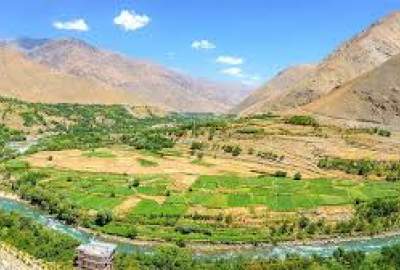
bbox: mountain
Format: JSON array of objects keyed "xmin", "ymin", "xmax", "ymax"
[
  {"xmin": 13, "ymin": 38, "xmax": 250, "ymax": 113},
  {"xmin": 0, "ymin": 46, "xmax": 143, "ymax": 105},
  {"xmin": 300, "ymin": 53, "xmax": 400, "ymax": 127},
  {"xmin": 232, "ymin": 64, "xmax": 316, "ymax": 114},
  {"xmin": 234, "ymin": 11, "xmax": 400, "ymax": 115}
]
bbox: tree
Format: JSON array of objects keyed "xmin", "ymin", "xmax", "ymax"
[
  {"xmin": 274, "ymin": 170, "xmax": 287, "ymax": 178},
  {"xmin": 95, "ymin": 210, "xmax": 113, "ymax": 226},
  {"xmin": 293, "ymin": 172, "xmax": 302, "ymax": 180},
  {"xmin": 149, "ymin": 245, "xmax": 194, "ymax": 270},
  {"xmin": 232, "ymin": 146, "xmax": 242, "ymax": 156}
]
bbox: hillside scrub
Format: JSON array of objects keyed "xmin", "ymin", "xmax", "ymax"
[
  {"xmin": 286, "ymin": 115, "xmax": 318, "ymax": 126},
  {"xmin": 318, "ymin": 157, "xmax": 400, "ymax": 179}
]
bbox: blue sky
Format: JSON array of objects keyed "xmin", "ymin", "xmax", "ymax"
[{"xmin": 1, "ymin": 0, "xmax": 399, "ymax": 86}]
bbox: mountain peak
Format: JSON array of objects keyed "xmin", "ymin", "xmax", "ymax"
[{"xmin": 43, "ymin": 38, "xmax": 98, "ymax": 52}]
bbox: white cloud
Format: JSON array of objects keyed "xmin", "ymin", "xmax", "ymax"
[
  {"xmin": 53, "ymin": 19, "xmax": 89, "ymax": 32},
  {"xmin": 114, "ymin": 10, "xmax": 150, "ymax": 31},
  {"xmin": 191, "ymin": 40, "xmax": 216, "ymax": 50},
  {"xmin": 216, "ymin": 56, "xmax": 244, "ymax": 65},
  {"xmin": 221, "ymin": 67, "xmax": 243, "ymax": 77}
]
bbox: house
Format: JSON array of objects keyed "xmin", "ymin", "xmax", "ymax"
[{"xmin": 76, "ymin": 242, "xmax": 117, "ymax": 270}]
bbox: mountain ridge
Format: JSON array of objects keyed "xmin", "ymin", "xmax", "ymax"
[
  {"xmin": 8, "ymin": 37, "xmax": 251, "ymax": 113},
  {"xmin": 234, "ymin": 11, "xmax": 400, "ymax": 116}
]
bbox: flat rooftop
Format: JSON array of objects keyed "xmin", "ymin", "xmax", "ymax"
[{"xmin": 77, "ymin": 242, "xmax": 117, "ymax": 257}]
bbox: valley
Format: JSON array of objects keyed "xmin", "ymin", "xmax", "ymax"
[
  {"xmin": 1, "ymin": 4, "xmax": 400, "ymax": 269},
  {"xmin": 0, "ymin": 97, "xmax": 399, "ymax": 268}
]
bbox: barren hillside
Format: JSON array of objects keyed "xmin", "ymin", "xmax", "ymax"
[
  {"xmin": 0, "ymin": 46, "xmax": 142, "ymax": 105},
  {"xmin": 236, "ymin": 11, "xmax": 400, "ymax": 115},
  {"xmin": 301, "ymin": 53, "xmax": 400, "ymax": 128},
  {"xmin": 23, "ymin": 38, "xmax": 250, "ymax": 113}
]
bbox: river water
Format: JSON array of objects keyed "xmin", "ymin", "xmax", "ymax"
[{"xmin": 3, "ymin": 138, "xmax": 400, "ymax": 259}]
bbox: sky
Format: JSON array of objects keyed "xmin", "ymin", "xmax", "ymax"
[{"xmin": 0, "ymin": 0, "xmax": 399, "ymax": 86}]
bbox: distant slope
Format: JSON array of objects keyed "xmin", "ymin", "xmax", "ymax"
[
  {"xmin": 301, "ymin": 53, "xmax": 400, "ymax": 127},
  {"xmin": 232, "ymin": 64, "xmax": 316, "ymax": 114},
  {"xmin": 235, "ymin": 11, "xmax": 400, "ymax": 115},
  {"xmin": 22, "ymin": 38, "xmax": 250, "ymax": 113},
  {"xmin": 0, "ymin": 46, "xmax": 142, "ymax": 105}
]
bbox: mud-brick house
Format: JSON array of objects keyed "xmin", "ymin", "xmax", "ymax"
[{"xmin": 76, "ymin": 242, "xmax": 117, "ymax": 270}]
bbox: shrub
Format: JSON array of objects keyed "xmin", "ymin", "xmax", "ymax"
[
  {"xmin": 129, "ymin": 178, "xmax": 140, "ymax": 188},
  {"xmin": 231, "ymin": 145, "xmax": 242, "ymax": 156},
  {"xmin": 236, "ymin": 127, "xmax": 264, "ymax": 134},
  {"xmin": 257, "ymin": 151, "xmax": 280, "ymax": 161},
  {"xmin": 126, "ymin": 227, "xmax": 138, "ymax": 239},
  {"xmin": 95, "ymin": 210, "xmax": 113, "ymax": 226},
  {"xmin": 378, "ymin": 129, "xmax": 391, "ymax": 137},
  {"xmin": 274, "ymin": 170, "xmax": 287, "ymax": 178},
  {"xmin": 196, "ymin": 151, "xmax": 204, "ymax": 160},
  {"xmin": 293, "ymin": 172, "xmax": 302, "ymax": 180},
  {"xmin": 286, "ymin": 115, "xmax": 318, "ymax": 126},
  {"xmin": 190, "ymin": 141, "xmax": 204, "ymax": 151}
]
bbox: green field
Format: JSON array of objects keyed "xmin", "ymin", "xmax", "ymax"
[
  {"xmin": 189, "ymin": 175, "xmax": 400, "ymax": 211},
  {"xmin": 8, "ymin": 163, "xmax": 400, "ymax": 242}
]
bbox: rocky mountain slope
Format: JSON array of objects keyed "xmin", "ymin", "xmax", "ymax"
[
  {"xmin": 12, "ymin": 38, "xmax": 250, "ymax": 113},
  {"xmin": 300, "ymin": 53, "xmax": 400, "ymax": 127},
  {"xmin": 235, "ymin": 11, "xmax": 400, "ymax": 115},
  {"xmin": 232, "ymin": 64, "xmax": 316, "ymax": 114},
  {"xmin": 0, "ymin": 46, "xmax": 142, "ymax": 105}
]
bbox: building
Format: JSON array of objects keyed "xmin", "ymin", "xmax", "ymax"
[{"xmin": 76, "ymin": 242, "xmax": 117, "ymax": 270}]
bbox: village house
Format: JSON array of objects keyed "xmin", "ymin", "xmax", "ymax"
[{"xmin": 76, "ymin": 242, "xmax": 117, "ymax": 270}]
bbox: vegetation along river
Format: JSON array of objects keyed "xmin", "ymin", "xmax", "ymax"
[{"xmin": 1, "ymin": 195, "xmax": 400, "ymax": 259}]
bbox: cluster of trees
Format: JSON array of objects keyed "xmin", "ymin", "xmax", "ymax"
[
  {"xmin": 267, "ymin": 196, "xmax": 400, "ymax": 243},
  {"xmin": 318, "ymin": 157, "xmax": 400, "ymax": 180},
  {"xmin": 285, "ymin": 115, "xmax": 319, "ymax": 126},
  {"xmin": 0, "ymin": 210, "xmax": 79, "ymax": 265},
  {"xmin": 114, "ymin": 243, "xmax": 400, "ymax": 270},
  {"xmin": 10, "ymin": 171, "xmax": 89, "ymax": 225},
  {"xmin": 0, "ymin": 124, "xmax": 25, "ymax": 161}
]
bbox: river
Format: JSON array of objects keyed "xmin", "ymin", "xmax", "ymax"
[{"xmin": 1, "ymin": 196, "xmax": 400, "ymax": 259}]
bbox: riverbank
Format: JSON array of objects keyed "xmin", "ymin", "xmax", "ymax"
[{"xmin": 2, "ymin": 191, "xmax": 400, "ymax": 256}]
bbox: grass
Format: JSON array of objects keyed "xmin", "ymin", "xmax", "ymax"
[
  {"xmin": 189, "ymin": 175, "xmax": 400, "ymax": 211},
  {"xmin": 137, "ymin": 158, "xmax": 158, "ymax": 167},
  {"xmin": 82, "ymin": 149, "xmax": 116, "ymax": 158},
  {"xmin": 191, "ymin": 158, "xmax": 214, "ymax": 167}
]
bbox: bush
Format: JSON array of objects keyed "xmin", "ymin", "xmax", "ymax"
[
  {"xmin": 286, "ymin": 115, "xmax": 318, "ymax": 126},
  {"xmin": 95, "ymin": 210, "xmax": 113, "ymax": 226},
  {"xmin": 126, "ymin": 227, "xmax": 138, "ymax": 239},
  {"xmin": 129, "ymin": 178, "xmax": 140, "ymax": 188},
  {"xmin": 231, "ymin": 145, "xmax": 242, "ymax": 156},
  {"xmin": 236, "ymin": 127, "xmax": 264, "ymax": 134},
  {"xmin": 378, "ymin": 129, "xmax": 391, "ymax": 137},
  {"xmin": 293, "ymin": 172, "xmax": 302, "ymax": 180},
  {"xmin": 190, "ymin": 141, "xmax": 204, "ymax": 151},
  {"xmin": 274, "ymin": 171, "xmax": 287, "ymax": 178}
]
